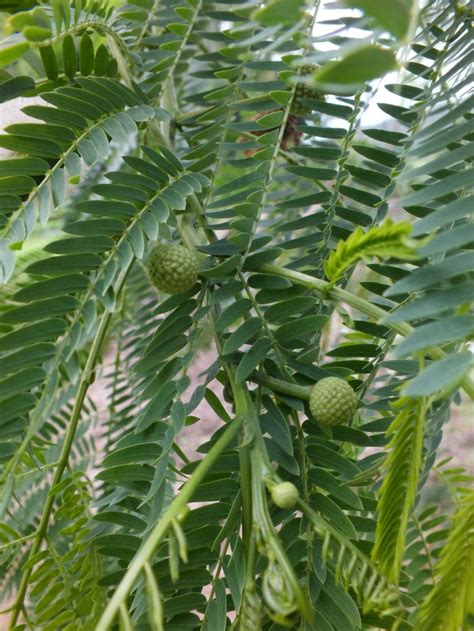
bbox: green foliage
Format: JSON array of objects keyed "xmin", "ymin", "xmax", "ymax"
[
  {"xmin": 253, "ymin": 0, "xmax": 306, "ymax": 26},
  {"xmin": 313, "ymin": 45, "xmax": 398, "ymax": 94},
  {"xmin": 0, "ymin": 0, "xmax": 473, "ymax": 629},
  {"xmin": 27, "ymin": 472, "xmax": 107, "ymax": 628},
  {"xmin": 343, "ymin": 0, "xmax": 416, "ymax": 40},
  {"xmin": 372, "ymin": 398, "xmax": 426, "ymax": 582},
  {"xmin": 415, "ymin": 490, "xmax": 474, "ymax": 631}
]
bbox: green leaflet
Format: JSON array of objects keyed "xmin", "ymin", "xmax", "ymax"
[
  {"xmin": 253, "ymin": 0, "xmax": 306, "ymax": 27},
  {"xmin": 314, "ymin": 45, "xmax": 398, "ymax": 93},
  {"xmin": 404, "ymin": 352, "xmax": 474, "ymax": 398},
  {"xmin": 343, "ymin": 0, "xmax": 416, "ymax": 40},
  {"xmin": 393, "ymin": 316, "xmax": 474, "ymax": 359}
]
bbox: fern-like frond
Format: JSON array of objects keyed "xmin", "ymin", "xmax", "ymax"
[
  {"xmin": 0, "ymin": 78, "xmax": 157, "ymax": 277},
  {"xmin": 324, "ymin": 219, "xmax": 417, "ymax": 284},
  {"xmin": 26, "ymin": 472, "xmax": 106, "ymax": 628},
  {"xmin": 372, "ymin": 398, "xmax": 426, "ymax": 582},
  {"xmin": 297, "ymin": 496, "xmax": 402, "ymax": 620},
  {"xmin": 0, "ymin": 1, "xmax": 121, "ymax": 70},
  {"xmin": 415, "ymin": 489, "xmax": 474, "ymax": 631},
  {"xmin": 0, "ymin": 387, "xmax": 98, "ymax": 594}
]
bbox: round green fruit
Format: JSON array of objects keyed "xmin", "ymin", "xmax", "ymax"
[
  {"xmin": 309, "ymin": 377, "xmax": 357, "ymax": 426},
  {"xmin": 271, "ymin": 482, "xmax": 299, "ymax": 509},
  {"xmin": 147, "ymin": 244, "xmax": 198, "ymax": 295}
]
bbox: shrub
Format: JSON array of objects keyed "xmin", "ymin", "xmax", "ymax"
[{"xmin": 0, "ymin": 1, "xmax": 472, "ymax": 629}]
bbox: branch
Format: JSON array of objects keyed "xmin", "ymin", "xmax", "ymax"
[{"xmin": 250, "ymin": 372, "xmax": 311, "ymax": 400}]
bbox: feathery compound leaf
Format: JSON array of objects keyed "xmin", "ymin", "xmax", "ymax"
[
  {"xmin": 415, "ymin": 490, "xmax": 474, "ymax": 631},
  {"xmin": 324, "ymin": 219, "xmax": 417, "ymax": 283},
  {"xmin": 372, "ymin": 399, "xmax": 426, "ymax": 582},
  {"xmin": 28, "ymin": 473, "xmax": 106, "ymax": 628},
  {"xmin": 300, "ymin": 500, "xmax": 403, "ymax": 617}
]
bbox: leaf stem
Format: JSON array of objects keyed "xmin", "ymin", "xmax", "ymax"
[
  {"xmin": 0, "ymin": 533, "xmax": 36, "ymax": 552},
  {"xmin": 250, "ymin": 372, "xmax": 311, "ymax": 400}
]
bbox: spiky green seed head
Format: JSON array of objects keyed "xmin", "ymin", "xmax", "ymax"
[
  {"xmin": 147, "ymin": 244, "xmax": 198, "ymax": 294},
  {"xmin": 309, "ymin": 377, "xmax": 357, "ymax": 426},
  {"xmin": 271, "ymin": 482, "xmax": 299, "ymax": 509}
]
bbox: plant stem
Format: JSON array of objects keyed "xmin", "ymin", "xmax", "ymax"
[
  {"xmin": 238, "ymin": 444, "xmax": 253, "ymax": 559},
  {"xmin": 250, "ymin": 372, "xmax": 311, "ymax": 400},
  {"xmin": 262, "ymin": 263, "xmax": 474, "ymax": 399},
  {"xmin": 0, "ymin": 533, "xmax": 36, "ymax": 552},
  {"xmin": 262, "ymin": 264, "xmax": 411, "ymax": 335},
  {"xmin": 8, "ymin": 263, "xmax": 132, "ymax": 629},
  {"xmin": 226, "ymin": 369, "xmax": 255, "ymax": 560},
  {"xmin": 95, "ymin": 415, "xmax": 243, "ymax": 630}
]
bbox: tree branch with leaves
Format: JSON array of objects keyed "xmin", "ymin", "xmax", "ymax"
[{"xmin": 0, "ymin": 0, "xmax": 473, "ymax": 630}]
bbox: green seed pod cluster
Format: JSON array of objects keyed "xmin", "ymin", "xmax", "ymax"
[
  {"xmin": 147, "ymin": 244, "xmax": 198, "ymax": 295},
  {"xmin": 271, "ymin": 482, "xmax": 299, "ymax": 509},
  {"xmin": 309, "ymin": 377, "xmax": 357, "ymax": 426},
  {"xmin": 292, "ymin": 65, "xmax": 324, "ymax": 115}
]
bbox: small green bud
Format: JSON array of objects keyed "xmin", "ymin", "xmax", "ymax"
[{"xmin": 271, "ymin": 482, "xmax": 299, "ymax": 509}]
